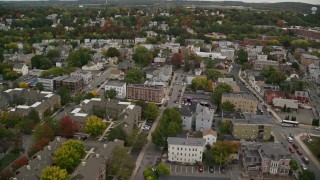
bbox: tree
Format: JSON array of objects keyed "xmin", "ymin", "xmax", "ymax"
[
  {"xmin": 104, "ymin": 47, "xmax": 120, "ymax": 57},
  {"xmin": 93, "ymin": 107, "xmax": 106, "ymax": 119},
  {"xmin": 104, "ymin": 88, "xmax": 117, "ymax": 99},
  {"xmin": 126, "ymin": 128, "xmax": 148, "ymax": 150},
  {"xmin": 212, "ymin": 83, "xmax": 232, "ymax": 105},
  {"xmin": 132, "ymin": 46, "xmax": 153, "ymax": 67},
  {"xmin": 31, "ymin": 55, "xmax": 52, "ymax": 70},
  {"xmin": 261, "ymin": 66, "xmax": 286, "ymax": 85},
  {"xmin": 28, "ymin": 138, "xmax": 51, "ymax": 157},
  {"xmin": 66, "ymin": 48, "xmax": 91, "ymax": 68},
  {"xmin": 35, "ymin": 82, "xmax": 44, "ymax": 91},
  {"xmin": 205, "ymin": 69, "xmax": 223, "ymax": 80},
  {"xmin": 107, "ymin": 126, "xmax": 127, "ymax": 142},
  {"xmin": 124, "ymin": 69, "xmax": 144, "ymax": 84},
  {"xmin": 46, "ymin": 49, "xmax": 61, "ymax": 61},
  {"xmin": 18, "ymin": 82, "xmax": 28, "ymax": 88},
  {"xmin": 211, "ymin": 141, "xmax": 239, "ymax": 165},
  {"xmin": 57, "ymin": 87, "xmax": 71, "ymax": 105},
  {"xmin": 40, "ymin": 166, "xmax": 69, "ymax": 180},
  {"xmin": 235, "ymin": 49, "xmax": 248, "ymax": 65},
  {"xmin": 220, "ymin": 101, "xmax": 235, "ymax": 112},
  {"xmin": 289, "ymin": 160, "xmax": 298, "ymax": 172},
  {"xmin": 44, "ymin": 109, "xmax": 53, "ymax": 117},
  {"xmin": 33, "ymin": 124, "xmax": 55, "ymax": 142},
  {"xmin": 143, "ymin": 167, "xmax": 157, "ymax": 180},
  {"xmin": 28, "ymin": 108, "xmax": 40, "ymax": 124},
  {"xmin": 58, "ymin": 116, "xmax": 76, "ymax": 137},
  {"xmin": 144, "ymin": 103, "xmax": 159, "ymax": 121},
  {"xmin": 312, "ymin": 119, "xmax": 319, "ymax": 126},
  {"xmin": 84, "ymin": 115, "xmax": 106, "ymax": 136},
  {"xmin": 299, "ymin": 170, "xmax": 315, "ymax": 180},
  {"xmin": 12, "ymin": 156, "xmax": 28, "ymax": 170},
  {"xmin": 291, "ymin": 62, "xmax": 300, "ymax": 70},
  {"xmin": 109, "ymin": 146, "xmax": 135, "ymax": 180},
  {"xmin": 54, "ymin": 140, "xmax": 85, "ymax": 172},
  {"xmin": 191, "ymin": 77, "xmax": 209, "ymax": 91},
  {"xmin": 156, "ymin": 162, "xmax": 171, "ymax": 175},
  {"xmin": 220, "ymin": 120, "xmax": 231, "ymax": 135},
  {"xmin": 171, "ymin": 52, "xmax": 183, "ymax": 67}
]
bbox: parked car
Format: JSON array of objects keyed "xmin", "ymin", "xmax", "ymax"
[
  {"xmin": 209, "ymin": 166, "xmax": 214, "ymax": 173},
  {"xmin": 302, "ymin": 157, "xmax": 309, "ymax": 164},
  {"xmin": 316, "ymin": 127, "xmax": 320, "ymax": 131},
  {"xmin": 296, "ymin": 150, "xmax": 302, "ymax": 155},
  {"xmin": 289, "ymin": 147, "xmax": 294, "ymax": 153},
  {"xmin": 220, "ymin": 166, "xmax": 226, "ymax": 173},
  {"xmin": 292, "ymin": 144, "xmax": 298, "ymax": 149},
  {"xmin": 301, "ymin": 164, "xmax": 307, "ymax": 171},
  {"xmin": 198, "ymin": 165, "xmax": 203, "ymax": 172}
]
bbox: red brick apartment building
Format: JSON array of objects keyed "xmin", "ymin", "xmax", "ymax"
[{"xmin": 126, "ymin": 84, "xmax": 165, "ymax": 104}]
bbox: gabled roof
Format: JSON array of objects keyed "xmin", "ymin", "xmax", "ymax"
[{"xmin": 202, "ymin": 129, "xmax": 217, "ymax": 137}]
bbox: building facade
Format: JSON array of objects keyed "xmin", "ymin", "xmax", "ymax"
[
  {"xmin": 126, "ymin": 84, "xmax": 165, "ymax": 103},
  {"xmin": 222, "ymin": 93, "xmax": 258, "ymax": 113},
  {"xmin": 167, "ymin": 137, "xmax": 205, "ymax": 164},
  {"xmin": 105, "ymin": 81, "xmax": 127, "ymax": 99},
  {"xmin": 300, "ymin": 53, "xmax": 320, "ymax": 67},
  {"xmin": 53, "ymin": 75, "xmax": 84, "ymax": 93},
  {"xmin": 195, "ymin": 104, "xmax": 214, "ymax": 132},
  {"xmin": 231, "ymin": 118, "xmax": 272, "ymax": 140}
]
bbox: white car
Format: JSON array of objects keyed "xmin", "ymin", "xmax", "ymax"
[{"xmin": 316, "ymin": 127, "xmax": 320, "ymax": 131}]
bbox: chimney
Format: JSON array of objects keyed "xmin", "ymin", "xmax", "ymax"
[
  {"xmin": 47, "ymin": 146, "xmax": 51, "ymax": 150},
  {"xmin": 57, "ymin": 137, "xmax": 61, "ymax": 142},
  {"xmin": 96, "ymin": 154, "xmax": 100, "ymax": 158},
  {"xmin": 37, "ymin": 155, "xmax": 41, "ymax": 160},
  {"xmin": 108, "ymin": 98, "xmax": 110, "ymax": 102},
  {"xmin": 26, "ymin": 165, "xmax": 31, "ymax": 170}
]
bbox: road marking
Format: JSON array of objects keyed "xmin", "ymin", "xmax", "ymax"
[
  {"xmin": 175, "ymin": 165, "xmax": 177, "ymax": 173},
  {"xmin": 192, "ymin": 166, "xmax": 193, "ymax": 173},
  {"xmin": 180, "ymin": 166, "xmax": 182, "ymax": 173}
]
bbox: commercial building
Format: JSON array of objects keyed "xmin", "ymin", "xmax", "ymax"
[
  {"xmin": 105, "ymin": 81, "xmax": 127, "ymax": 99},
  {"xmin": 70, "ymin": 69, "xmax": 93, "ymax": 84},
  {"xmin": 53, "ymin": 75, "xmax": 84, "ymax": 93},
  {"xmin": 221, "ymin": 93, "xmax": 258, "ymax": 113},
  {"xmin": 38, "ymin": 75, "xmax": 57, "ymax": 91},
  {"xmin": 167, "ymin": 137, "xmax": 206, "ymax": 164},
  {"xmin": 230, "ymin": 116, "xmax": 272, "ymax": 140},
  {"xmin": 126, "ymin": 83, "xmax": 165, "ymax": 104}
]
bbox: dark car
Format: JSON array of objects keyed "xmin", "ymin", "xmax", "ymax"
[
  {"xmin": 296, "ymin": 150, "xmax": 302, "ymax": 155},
  {"xmin": 198, "ymin": 165, "xmax": 203, "ymax": 172},
  {"xmin": 209, "ymin": 166, "xmax": 214, "ymax": 173},
  {"xmin": 293, "ymin": 144, "xmax": 298, "ymax": 149},
  {"xmin": 289, "ymin": 147, "xmax": 294, "ymax": 153},
  {"xmin": 220, "ymin": 166, "xmax": 226, "ymax": 173}
]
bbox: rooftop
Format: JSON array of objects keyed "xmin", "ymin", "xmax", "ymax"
[
  {"xmin": 222, "ymin": 92, "xmax": 256, "ymax": 101},
  {"xmin": 301, "ymin": 53, "xmax": 320, "ymax": 60},
  {"xmin": 63, "ymin": 76, "xmax": 83, "ymax": 83},
  {"xmin": 167, "ymin": 137, "xmax": 206, "ymax": 147},
  {"xmin": 106, "ymin": 81, "xmax": 126, "ymax": 87}
]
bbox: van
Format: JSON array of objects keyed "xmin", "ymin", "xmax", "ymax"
[
  {"xmin": 287, "ymin": 137, "xmax": 293, "ymax": 143},
  {"xmin": 302, "ymin": 157, "xmax": 309, "ymax": 164}
]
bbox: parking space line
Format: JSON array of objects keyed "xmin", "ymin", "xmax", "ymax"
[
  {"xmin": 175, "ymin": 165, "xmax": 177, "ymax": 173},
  {"xmin": 186, "ymin": 166, "xmax": 187, "ymax": 174},
  {"xmin": 192, "ymin": 166, "xmax": 193, "ymax": 174},
  {"xmin": 180, "ymin": 166, "xmax": 182, "ymax": 173}
]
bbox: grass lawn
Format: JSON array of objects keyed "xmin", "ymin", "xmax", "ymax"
[
  {"xmin": 0, "ymin": 152, "xmax": 21, "ymax": 171},
  {"xmin": 302, "ymin": 136, "xmax": 320, "ymax": 162}
]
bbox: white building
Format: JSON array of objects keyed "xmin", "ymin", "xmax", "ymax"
[
  {"xmin": 202, "ymin": 129, "xmax": 217, "ymax": 146},
  {"xmin": 195, "ymin": 104, "xmax": 214, "ymax": 132},
  {"xmin": 105, "ymin": 81, "xmax": 126, "ymax": 99},
  {"xmin": 37, "ymin": 76, "xmax": 57, "ymax": 91},
  {"xmin": 13, "ymin": 63, "xmax": 28, "ymax": 75},
  {"xmin": 180, "ymin": 106, "xmax": 194, "ymax": 130},
  {"xmin": 70, "ymin": 70, "xmax": 93, "ymax": 84},
  {"xmin": 167, "ymin": 137, "xmax": 206, "ymax": 163}
]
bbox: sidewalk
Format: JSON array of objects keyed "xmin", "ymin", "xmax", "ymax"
[{"xmin": 294, "ymin": 133, "xmax": 320, "ymax": 170}]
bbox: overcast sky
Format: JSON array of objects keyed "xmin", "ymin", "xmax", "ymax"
[{"xmin": 0, "ymin": 0, "xmax": 319, "ymax": 5}]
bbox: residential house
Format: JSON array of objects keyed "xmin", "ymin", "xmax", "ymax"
[
  {"xmin": 135, "ymin": 38, "xmax": 147, "ymax": 44},
  {"xmin": 217, "ymin": 78, "xmax": 240, "ymax": 92},
  {"xmin": 105, "ymin": 81, "xmax": 126, "ymax": 99},
  {"xmin": 272, "ymin": 98, "xmax": 299, "ymax": 110},
  {"xmin": 202, "ymin": 129, "xmax": 217, "ymax": 146},
  {"xmin": 118, "ymin": 60, "xmax": 134, "ymax": 73},
  {"xmin": 13, "ymin": 137, "xmax": 66, "ymax": 180},
  {"xmin": 180, "ymin": 105, "xmax": 194, "ymax": 130},
  {"xmin": 185, "ymin": 39, "xmax": 205, "ymax": 46},
  {"xmin": 109, "ymin": 69, "xmax": 124, "ymax": 80},
  {"xmin": 126, "ymin": 83, "xmax": 165, "ymax": 104},
  {"xmin": 70, "ymin": 70, "xmax": 93, "ymax": 84},
  {"xmin": 221, "ymin": 48, "xmax": 235, "ymax": 60},
  {"xmin": 300, "ymin": 53, "xmax": 320, "ymax": 67},
  {"xmin": 146, "ymin": 65, "xmax": 172, "ymax": 82},
  {"xmin": 29, "ymin": 69, "xmax": 44, "ymax": 77},
  {"xmin": 260, "ymin": 84, "xmax": 280, "ymax": 96},
  {"xmin": 253, "ymin": 60, "xmax": 279, "ymax": 70},
  {"xmin": 13, "ymin": 63, "xmax": 28, "ymax": 75},
  {"xmin": 195, "ymin": 104, "xmax": 215, "ymax": 131},
  {"xmin": 249, "ymin": 75, "xmax": 265, "ymax": 94},
  {"xmin": 231, "ymin": 116, "xmax": 272, "ymax": 140},
  {"xmin": 264, "ymin": 90, "xmax": 286, "ymax": 105},
  {"xmin": 154, "ymin": 57, "xmax": 166, "ymax": 66},
  {"xmin": 82, "ymin": 62, "xmax": 104, "ymax": 71},
  {"xmin": 167, "ymin": 137, "xmax": 206, "ymax": 164},
  {"xmin": 221, "ymin": 93, "xmax": 258, "ymax": 113},
  {"xmin": 240, "ymin": 142, "xmax": 291, "ymax": 176},
  {"xmin": 294, "ymin": 91, "xmax": 309, "ymax": 103}
]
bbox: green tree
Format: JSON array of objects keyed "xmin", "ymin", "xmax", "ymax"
[
  {"xmin": 132, "ymin": 46, "xmax": 153, "ymax": 67},
  {"xmin": 144, "ymin": 103, "xmax": 159, "ymax": 121},
  {"xmin": 289, "ymin": 160, "xmax": 298, "ymax": 172},
  {"xmin": 104, "ymin": 88, "xmax": 117, "ymax": 99},
  {"xmin": 109, "ymin": 146, "xmax": 136, "ymax": 180},
  {"xmin": 211, "ymin": 141, "xmax": 239, "ymax": 165},
  {"xmin": 299, "ymin": 170, "xmax": 315, "ymax": 180},
  {"xmin": 54, "ymin": 140, "xmax": 85, "ymax": 172},
  {"xmin": 191, "ymin": 77, "xmax": 209, "ymax": 91},
  {"xmin": 40, "ymin": 166, "xmax": 70, "ymax": 180},
  {"xmin": 104, "ymin": 47, "xmax": 120, "ymax": 57},
  {"xmin": 28, "ymin": 108, "xmax": 40, "ymax": 124},
  {"xmin": 212, "ymin": 83, "xmax": 232, "ymax": 105},
  {"xmin": 35, "ymin": 82, "xmax": 44, "ymax": 91},
  {"xmin": 46, "ymin": 49, "xmax": 61, "ymax": 61},
  {"xmin": 220, "ymin": 101, "xmax": 235, "ymax": 112},
  {"xmin": 57, "ymin": 87, "xmax": 71, "ymax": 105},
  {"xmin": 312, "ymin": 119, "xmax": 319, "ymax": 126},
  {"xmin": 31, "ymin": 55, "xmax": 52, "ymax": 70},
  {"xmin": 261, "ymin": 66, "xmax": 286, "ymax": 85},
  {"xmin": 33, "ymin": 124, "xmax": 55, "ymax": 142},
  {"xmin": 84, "ymin": 115, "xmax": 106, "ymax": 136},
  {"xmin": 291, "ymin": 62, "xmax": 300, "ymax": 70},
  {"xmin": 156, "ymin": 162, "xmax": 171, "ymax": 175},
  {"xmin": 143, "ymin": 167, "xmax": 157, "ymax": 180},
  {"xmin": 126, "ymin": 128, "xmax": 148, "ymax": 150},
  {"xmin": 205, "ymin": 69, "xmax": 223, "ymax": 80},
  {"xmin": 235, "ymin": 49, "xmax": 248, "ymax": 65},
  {"xmin": 67, "ymin": 48, "xmax": 91, "ymax": 68},
  {"xmin": 220, "ymin": 120, "xmax": 231, "ymax": 135},
  {"xmin": 124, "ymin": 69, "xmax": 145, "ymax": 83},
  {"xmin": 93, "ymin": 107, "xmax": 106, "ymax": 119},
  {"xmin": 107, "ymin": 126, "xmax": 127, "ymax": 141}
]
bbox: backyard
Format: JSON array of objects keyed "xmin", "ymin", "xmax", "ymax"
[{"xmin": 303, "ymin": 136, "xmax": 320, "ymax": 162}]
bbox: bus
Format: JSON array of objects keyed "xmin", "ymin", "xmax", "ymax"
[{"xmin": 281, "ymin": 120, "xmax": 299, "ymax": 127}]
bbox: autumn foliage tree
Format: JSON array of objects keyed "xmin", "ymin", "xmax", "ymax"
[
  {"xmin": 32, "ymin": 124, "xmax": 55, "ymax": 142},
  {"xmin": 12, "ymin": 156, "xmax": 28, "ymax": 170},
  {"xmin": 84, "ymin": 115, "xmax": 106, "ymax": 136},
  {"xmin": 28, "ymin": 138, "xmax": 51, "ymax": 157},
  {"xmin": 58, "ymin": 116, "xmax": 76, "ymax": 137},
  {"xmin": 171, "ymin": 52, "xmax": 183, "ymax": 67},
  {"xmin": 40, "ymin": 166, "xmax": 70, "ymax": 180}
]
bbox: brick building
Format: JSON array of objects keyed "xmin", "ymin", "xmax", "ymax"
[
  {"xmin": 264, "ymin": 90, "xmax": 286, "ymax": 105},
  {"xmin": 126, "ymin": 83, "xmax": 165, "ymax": 104}
]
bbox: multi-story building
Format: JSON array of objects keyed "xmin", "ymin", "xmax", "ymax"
[
  {"xmin": 221, "ymin": 93, "xmax": 258, "ymax": 113},
  {"xmin": 253, "ymin": 60, "xmax": 279, "ymax": 70},
  {"xmin": 300, "ymin": 53, "xmax": 320, "ymax": 67},
  {"xmin": 70, "ymin": 70, "xmax": 93, "ymax": 84},
  {"xmin": 230, "ymin": 116, "xmax": 272, "ymax": 140},
  {"xmin": 195, "ymin": 104, "xmax": 214, "ymax": 132},
  {"xmin": 240, "ymin": 141, "xmax": 291, "ymax": 176},
  {"xmin": 105, "ymin": 81, "xmax": 126, "ymax": 99},
  {"xmin": 180, "ymin": 106, "xmax": 194, "ymax": 130},
  {"xmin": 167, "ymin": 137, "xmax": 206, "ymax": 164},
  {"xmin": 38, "ymin": 75, "xmax": 57, "ymax": 91},
  {"xmin": 53, "ymin": 75, "xmax": 83, "ymax": 93},
  {"xmin": 126, "ymin": 83, "xmax": 165, "ymax": 104}
]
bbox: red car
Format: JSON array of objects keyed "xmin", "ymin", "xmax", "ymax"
[
  {"xmin": 292, "ymin": 144, "xmax": 298, "ymax": 149},
  {"xmin": 296, "ymin": 150, "xmax": 302, "ymax": 155},
  {"xmin": 198, "ymin": 165, "xmax": 203, "ymax": 172},
  {"xmin": 289, "ymin": 147, "xmax": 294, "ymax": 153}
]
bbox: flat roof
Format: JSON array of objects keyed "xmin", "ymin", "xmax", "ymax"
[
  {"xmin": 167, "ymin": 137, "xmax": 206, "ymax": 147},
  {"xmin": 74, "ymin": 113, "xmax": 88, "ymax": 117},
  {"xmin": 17, "ymin": 105, "xmax": 30, "ymax": 109},
  {"xmin": 106, "ymin": 81, "xmax": 126, "ymax": 87},
  {"xmin": 222, "ymin": 92, "xmax": 256, "ymax": 101},
  {"xmin": 45, "ymin": 94, "xmax": 54, "ymax": 98},
  {"xmin": 71, "ymin": 108, "xmax": 82, "ymax": 114},
  {"xmin": 31, "ymin": 102, "xmax": 41, "ymax": 107}
]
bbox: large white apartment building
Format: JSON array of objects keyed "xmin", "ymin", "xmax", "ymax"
[
  {"xmin": 105, "ymin": 81, "xmax": 126, "ymax": 99},
  {"xmin": 167, "ymin": 137, "xmax": 206, "ymax": 164}
]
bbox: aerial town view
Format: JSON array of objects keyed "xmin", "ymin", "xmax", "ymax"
[{"xmin": 0, "ymin": 0, "xmax": 319, "ymax": 180}]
